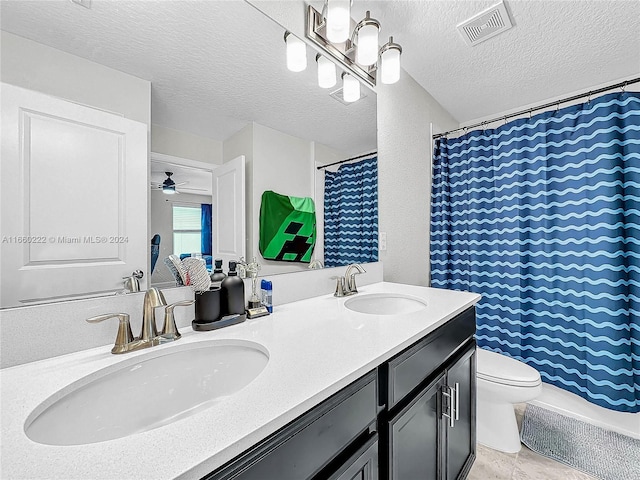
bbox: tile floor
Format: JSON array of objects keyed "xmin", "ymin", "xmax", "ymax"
[{"xmin": 467, "ymin": 404, "xmax": 598, "ymax": 480}]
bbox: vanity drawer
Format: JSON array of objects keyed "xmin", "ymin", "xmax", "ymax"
[
  {"xmin": 207, "ymin": 371, "xmax": 377, "ymax": 480},
  {"xmin": 385, "ymin": 307, "xmax": 475, "ymax": 409}
]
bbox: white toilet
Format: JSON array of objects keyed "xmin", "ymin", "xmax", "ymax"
[{"xmin": 476, "ymin": 348, "xmax": 542, "ymax": 453}]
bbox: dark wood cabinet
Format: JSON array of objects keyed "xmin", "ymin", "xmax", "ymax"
[
  {"xmin": 445, "ymin": 345, "xmax": 476, "ymax": 480},
  {"xmin": 203, "ymin": 307, "xmax": 477, "ymax": 480},
  {"xmin": 328, "ymin": 435, "xmax": 379, "ymax": 480},
  {"xmin": 384, "ymin": 342, "xmax": 476, "ymax": 480},
  {"xmin": 204, "ymin": 372, "xmax": 377, "ymax": 480},
  {"xmin": 387, "ymin": 373, "xmax": 447, "ymax": 480}
]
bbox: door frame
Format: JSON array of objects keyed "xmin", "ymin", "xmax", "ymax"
[{"xmin": 149, "ymin": 152, "xmax": 218, "ymax": 284}]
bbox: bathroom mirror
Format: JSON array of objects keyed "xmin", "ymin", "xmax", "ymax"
[{"xmin": 0, "ymin": 0, "xmax": 376, "ymax": 307}]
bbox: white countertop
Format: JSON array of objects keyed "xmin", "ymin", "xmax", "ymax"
[{"xmin": 0, "ymin": 282, "xmax": 480, "ymax": 480}]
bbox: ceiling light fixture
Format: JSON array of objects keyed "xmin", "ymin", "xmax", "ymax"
[
  {"xmin": 162, "ymin": 172, "xmax": 177, "ymax": 195},
  {"xmin": 284, "ymin": 32, "xmax": 307, "ymax": 73},
  {"xmin": 305, "ymin": 2, "xmax": 402, "ymax": 89},
  {"xmin": 380, "ymin": 37, "xmax": 402, "ymax": 85},
  {"xmin": 355, "ymin": 12, "xmax": 380, "ymax": 67},
  {"xmin": 342, "ymin": 73, "xmax": 360, "ymax": 103},
  {"xmin": 326, "ymin": 0, "xmax": 351, "ymax": 43},
  {"xmin": 317, "ymin": 54, "xmax": 337, "ymax": 89}
]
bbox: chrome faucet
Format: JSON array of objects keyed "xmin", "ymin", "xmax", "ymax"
[
  {"xmin": 87, "ymin": 288, "xmax": 194, "ymax": 354},
  {"xmin": 333, "ymin": 264, "xmax": 366, "ymax": 297},
  {"xmin": 140, "ymin": 287, "xmax": 167, "ymax": 343},
  {"xmin": 344, "ymin": 264, "xmax": 366, "ymax": 294}
]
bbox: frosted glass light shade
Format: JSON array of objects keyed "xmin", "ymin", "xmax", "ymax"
[
  {"xmin": 343, "ymin": 74, "xmax": 360, "ymax": 102},
  {"xmin": 381, "ymin": 46, "xmax": 401, "ymax": 84},
  {"xmin": 327, "ymin": 0, "xmax": 351, "ymax": 43},
  {"xmin": 286, "ymin": 33, "xmax": 307, "ymax": 72},
  {"xmin": 317, "ymin": 56, "xmax": 337, "ymax": 89},
  {"xmin": 356, "ymin": 23, "xmax": 379, "ymax": 66}
]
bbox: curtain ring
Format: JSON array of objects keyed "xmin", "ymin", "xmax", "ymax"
[
  {"xmin": 503, "ymin": 116, "xmax": 507, "ymax": 125},
  {"xmin": 588, "ymin": 91, "xmax": 592, "ymax": 104},
  {"xmin": 622, "ymin": 81, "xmax": 627, "ymax": 93},
  {"xmin": 529, "ymin": 109, "xmax": 532, "ymax": 119},
  {"xmin": 556, "ymin": 102, "xmax": 560, "ymax": 112}
]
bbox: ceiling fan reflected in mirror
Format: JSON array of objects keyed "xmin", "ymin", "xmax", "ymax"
[{"xmin": 151, "ymin": 172, "xmax": 187, "ymax": 195}]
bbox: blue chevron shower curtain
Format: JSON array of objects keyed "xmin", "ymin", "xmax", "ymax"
[
  {"xmin": 324, "ymin": 157, "xmax": 378, "ymax": 267},
  {"xmin": 431, "ymin": 92, "xmax": 640, "ymax": 413}
]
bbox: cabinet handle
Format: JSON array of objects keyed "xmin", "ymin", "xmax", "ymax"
[
  {"xmin": 441, "ymin": 386, "xmax": 455, "ymax": 428},
  {"xmin": 454, "ymin": 382, "xmax": 460, "ymax": 421}
]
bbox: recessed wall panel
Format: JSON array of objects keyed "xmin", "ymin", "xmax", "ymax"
[{"xmin": 25, "ymin": 113, "xmax": 121, "ymax": 263}]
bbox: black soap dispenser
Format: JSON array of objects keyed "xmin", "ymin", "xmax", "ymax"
[
  {"xmin": 221, "ymin": 261, "xmax": 245, "ymax": 317},
  {"xmin": 210, "ymin": 258, "xmax": 227, "ymax": 286}
]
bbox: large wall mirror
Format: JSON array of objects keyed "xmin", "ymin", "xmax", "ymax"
[{"xmin": 0, "ymin": 0, "xmax": 377, "ymax": 307}]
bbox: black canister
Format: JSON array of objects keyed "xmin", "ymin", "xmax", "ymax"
[
  {"xmin": 195, "ymin": 287, "xmax": 221, "ymax": 322},
  {"xmin": 210, "ymin": 259, "xmax": 226, "ymax": 286},
  {"xmin": 221, "ymin": 261, "xmax": 245, "ymax": 316}
]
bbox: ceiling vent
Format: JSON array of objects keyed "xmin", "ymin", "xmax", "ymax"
[
  {"xmin": 457, "ymin": 1, "xmax": 513, "ymax": 46},
  {"xmin": 70, "ymin": 0, "xmax": 92, "ymax": 9},
  {"xmin": 329, "ymin": 87, "xmax": 367, "ymax": 106}
]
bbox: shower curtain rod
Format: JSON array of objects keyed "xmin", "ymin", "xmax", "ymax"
[
  {"xmin": 317, "ymin": 151, "xmax": 377, "ymax": 170},
  {"xmin": 433, "ymin": 76, "xmax": 640, "ymax": 140}
]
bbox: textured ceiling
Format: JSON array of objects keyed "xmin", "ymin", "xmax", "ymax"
[
  {"xmin": 0, "ymin": 0, "xmax": 377, "ymax": 156},
  {"xmin": 3, "ymin": 0, "xmax": 638, "ymax": 148},
  {"xmin": 352, "ymin": 0, "xmax": 640, "ymax": 124}
]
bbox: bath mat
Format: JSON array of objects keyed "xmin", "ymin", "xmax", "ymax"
[{"xmin": 520, "ymin": 404, "xmax": 640, "ymax": 480}]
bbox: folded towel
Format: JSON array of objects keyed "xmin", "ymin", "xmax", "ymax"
[{"xmin": 182, "ymin": 257, "xmax": 211, "ymax": 293}]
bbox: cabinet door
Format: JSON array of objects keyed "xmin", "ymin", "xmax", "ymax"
[
  {"xmin": 328, "ymin": 436, "xmax": 378, "ymax": 480},
  {"xmin": 446, "ymin": 344, "xmax": 476, "ymax": 480},
  {"xmin": 207, "ymin": 372, "xmax": 377, "ymax": 480},
  {"xmin": 388, "ymin": 373, "xmax": 446, "ymax": 480}
]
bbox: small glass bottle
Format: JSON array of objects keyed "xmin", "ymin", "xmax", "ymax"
[{"xmin": 261, "ymin": 279, "xmax": 273, "ymax": 314}]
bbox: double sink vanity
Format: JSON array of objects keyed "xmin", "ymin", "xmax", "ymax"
[{"xmin": 0, "ymin": 282, "xmax": 480, "ymax": 479}]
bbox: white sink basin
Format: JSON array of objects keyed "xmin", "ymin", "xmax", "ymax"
[
  {"xmin": 25, "ymin": 340, "xmax": 269, "ymax": 446},
  {"xmin": 344, "ymin": 293, "xmax": 428, "ymax": 315}
]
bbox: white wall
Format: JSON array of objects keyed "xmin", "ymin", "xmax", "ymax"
[
  {"xmin": 252, "ymin": 123, "xmax": 314, "ymax": 275},
  {"xmin": 151, "ymin": 124, "xmax": 223, "ymax": 165},
  {"xmin": 377, "ymin": 70, "xmax": 458, "ymax": 286},
  {"xmin": 222, "ymin": 122, "xmax": 335, "ymax": 276},
  {"xmin": 1, "ymin": 31, "xmax": 150, "ymax": 126}
]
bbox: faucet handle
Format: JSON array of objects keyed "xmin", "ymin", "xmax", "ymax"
[
  {"xmin": 331, "ymin": 276, "xmax": 346, "ymax": 297},
  {"xmin": 86, "ymin": 313, "xmax": 133, "ymax": 354},
  {"xmin": 345, "ymin": 264, "xmax": 366, "ymax": 294},
  {"xmin": 160, "ymin": 300, "xmax": 195, "ymax": 341}
]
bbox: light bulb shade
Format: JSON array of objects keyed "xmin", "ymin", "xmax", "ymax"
[
  {"xmin": 163, "ymin": 185, "xmax": 176, "ymax": 194},
  {"xmin": 356, "ymin": 23, "xmax": 380, "ymax": 66},
  {"xmin": 285, "ymin": 33, "xmax": 307, "ymax": 72},
  {"xmin": 342, "ymin": 74, "xmax": 360, "ymax": 102},
  {"xmin": 381, "ymin": 43, "xmax": 401, "ymax": 84},
  {"xmin": 326, "ymin": 0, "xmax": 351, "ymax": 43},
  {"xmin": 317, "ymin": 55, "xmax": 337, "ymax": 89}
]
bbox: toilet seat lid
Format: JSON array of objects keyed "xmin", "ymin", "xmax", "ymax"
[{"xmin": 476, "ymin": 348, "xmax": 541, "ymax": 387}]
